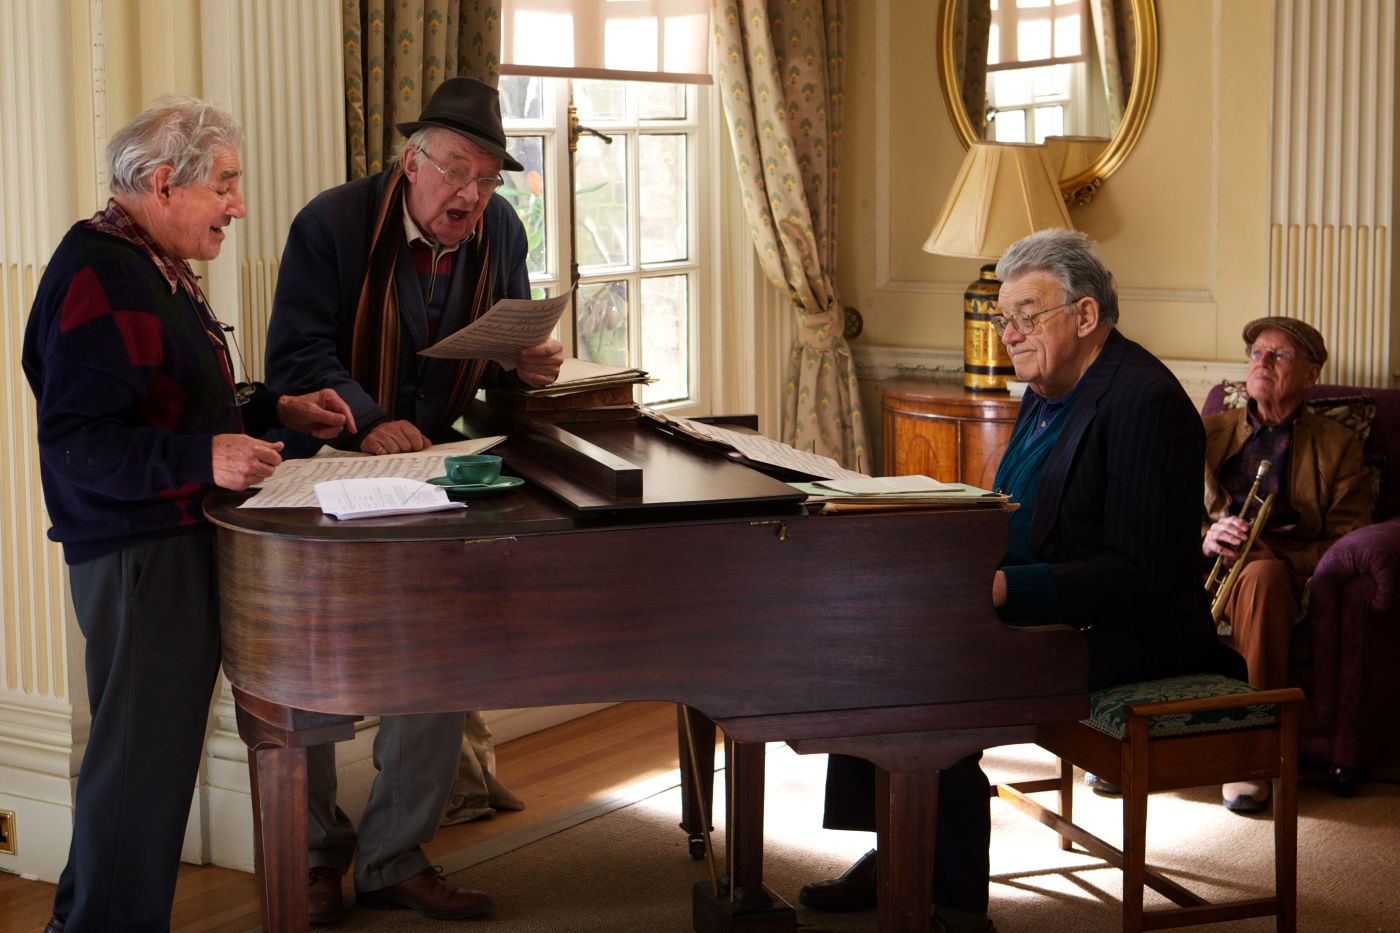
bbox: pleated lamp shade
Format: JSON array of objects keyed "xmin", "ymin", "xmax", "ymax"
[
  {"xmin": 922, "ymin": 142, "xmax": 1071, "ymax": 260},
  {"xmin": 1043, "ymin": 135, "xmax": 1110, "ymax": 183},
  {"xmin": 922, "ymin": 142, "xmax": 1071, "ymax": 392}
]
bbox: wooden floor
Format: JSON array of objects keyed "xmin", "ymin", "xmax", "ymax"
[{"xmin": 0, "ymin": 701, "xmax": 685, "ymax": 933}]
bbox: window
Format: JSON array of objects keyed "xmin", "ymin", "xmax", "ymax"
[
  {"xmin": 985, "ymin": 0, "xmax": 1094, "ymax": 144},
  {"xmin": 498, "ymin": 76, "xmax": 710, "ymax": 409}
]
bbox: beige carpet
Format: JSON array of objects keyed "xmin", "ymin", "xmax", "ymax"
[{"xmin": 320, "ymin": 744, "xmax": 1400, "ymax": 932}]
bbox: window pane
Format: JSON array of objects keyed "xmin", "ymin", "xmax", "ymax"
[
  {"xmin": 991, "ymin": 108, "xmax": 1027, "ymax": 142},
  {"xmin": 576, "ymin": 134, "xmax": 629, "ymax": 269},
  {"xmin": 1034, "ymin": 105, "xmax": 1064, "ymax": 141},
  {"xmin": 992, "ymin": 69, "xmax": 1030, "ymax": 105},
  {"xmin": 502, "ymin": 136, "xmax": 547, "ymax": 276},
  {"xmin": 499, "ymin": 76, "xmax": 544, "ymax": 121},
  {"xmin": 639, "ymin": 83, "xmax": 686, "ymax": 120},
  {"xmin": 640, "ymin": 275, "xmax": 689, "ymax": 404},
  {"xmin": 640, "ymin": 135, "xmax": 687, "ymax": 264},
  {"xmin": 576, "ymin": 79, "xmax": 626, "ymax": 121},
  {"xmin": 1053, "ymin": 11, "xmax": 1082, "ymax": 57},
  {"xmin": 1029, "ymin": 64, "xmax": 1069, "ymax": 99},
  {"xmin": 577, "ymin": 280, "xmax": 629, "ymax": 366},
  {"xmin": 1017, "ymin": 19, "xmax": 1051, "ymax": 61}
]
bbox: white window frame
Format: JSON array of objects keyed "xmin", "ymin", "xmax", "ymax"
[{"xmin": 503, "ymin": 77, "xmax": 718, "ymax": 416}]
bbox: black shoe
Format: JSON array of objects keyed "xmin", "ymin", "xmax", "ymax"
[
  {"xmin": 798, "ymin": 848, "xmax": 877, "ymax": 912},
  {"xmin": 43, "ymin": 918, "xmax": 65, "ymax": 933}
]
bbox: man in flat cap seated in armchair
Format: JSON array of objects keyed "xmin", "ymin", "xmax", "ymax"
[{"xmin": 1201, "ymin": 316, "xmax": 1372, "ymax": 812}]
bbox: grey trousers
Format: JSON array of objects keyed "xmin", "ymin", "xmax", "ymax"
[
  {"xmin": 307, "ymin": 710, "xmax": 464, "ymax": 891},
  {"xmin": 56, "ymin": 531, "xmax": 222, "ymax": 932}
]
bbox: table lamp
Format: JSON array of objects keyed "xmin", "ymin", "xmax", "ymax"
[
  {"xmin": 1043, "ymin": 135, "xmax": 1111, "ymax": 205},
  {"xmin": 923, "ymin": 142, "xmax": 1072, "ymax": 392}
]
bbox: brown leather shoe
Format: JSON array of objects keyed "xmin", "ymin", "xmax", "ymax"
[
  {"xmin": 356, "ymin": 866, "xmax": 492, "ymax": 920},
  {"xmin": 308, "ymin": 866, "xmax": 346, "ymax": 926}
]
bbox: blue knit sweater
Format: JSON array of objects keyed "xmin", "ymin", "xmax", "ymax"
[{"xmin": 23, "ymin": 220, "xmax": 278, "ymax": 564}]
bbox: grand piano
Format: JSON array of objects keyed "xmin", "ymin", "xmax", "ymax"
[{"xmin": 210, "ymin": 411, "xmax": 1088, "ymax": 932}]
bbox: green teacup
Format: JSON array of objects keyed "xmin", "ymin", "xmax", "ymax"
[{"xmin": 443, "ymin": 453, "xmax": 503, "ymax": 485}]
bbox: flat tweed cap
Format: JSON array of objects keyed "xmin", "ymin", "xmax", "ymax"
[{"xmin": 1243, "ymin": 316, "xmax": 1328, "ymax": 365}]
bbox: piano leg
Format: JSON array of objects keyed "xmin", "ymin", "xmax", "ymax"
[
  {"xmin": 877, "ymin": 769, "xmax": 939, "ymax": 933},
  {"xmin": 233, "ymin": 689, "xmax": 357, "ymax": 933},
  {"xmin": 678, "ymin": 705, "xmax": 717, "ymax": 860},
  {"xmin": 248, "ymin": 743, "xmax": 311, "ymax": 932},
  {"xmin": 692, "ymin": 739, "xmax": 796, "ymax": 932}
]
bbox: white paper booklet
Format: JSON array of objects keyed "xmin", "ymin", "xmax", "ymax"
[
  {"xmin": 313, "ymin": 477, "xmax": 466, "ymax": 520},
  {"xmin": 812, "ymin": 475, "xmax": 957, "ymax": 495}
]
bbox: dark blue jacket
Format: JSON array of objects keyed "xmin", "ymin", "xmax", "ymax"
[
  {"xmin": 1003, "ymin": 329, "xmax": 1245, "ymax": 688},
  {"xmin": 265, "ymin": 170, "xmax": 530, "ymax": 450}
]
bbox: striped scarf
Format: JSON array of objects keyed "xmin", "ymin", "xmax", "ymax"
[{"xmin": 351, "ymin": 169, "xmax": 495, "ymax": 437}]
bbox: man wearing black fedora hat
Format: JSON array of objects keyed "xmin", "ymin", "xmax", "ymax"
[{"xmin": 264, "ymin": 76, "xmax": 563, "ymax": 924}]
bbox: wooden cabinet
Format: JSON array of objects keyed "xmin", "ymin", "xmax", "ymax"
[{"xmin": 880, "ymin": 379, "xmax": 1021, "ymax": 489}]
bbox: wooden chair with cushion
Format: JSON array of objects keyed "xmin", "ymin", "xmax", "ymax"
[{"xmin": 996, "ymin": 674, "xmax": 1305, "ymax": 932}]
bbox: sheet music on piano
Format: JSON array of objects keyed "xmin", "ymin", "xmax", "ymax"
[
  {"xmin": 239, "ymin": 437, "xmax": 505, "ymax": 509},
  {"xmin": 639, "ymin": 408, "xmax": 868, "ymax": 481}
]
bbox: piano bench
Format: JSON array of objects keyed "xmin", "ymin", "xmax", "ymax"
[{"xmin": 995, "ymin": 675, "xmax": 1306, "ymax": 932}]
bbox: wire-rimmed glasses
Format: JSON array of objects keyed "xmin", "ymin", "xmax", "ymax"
[
  {"xmin": 992, "ymin": 299, "xmax": 1079, "ymax": 336},
  {"xmin": 416, "ymin": 148, "xmax": 504, "ymax": 195}
]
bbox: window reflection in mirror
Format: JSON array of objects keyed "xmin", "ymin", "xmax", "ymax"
[
  {"xmin": 940, "ymin": 0, "xmax": 1156, "ymax": 203},
  {"xmin": 984, "ymin": 0, "xmax": 1101, "ymax": 144}
]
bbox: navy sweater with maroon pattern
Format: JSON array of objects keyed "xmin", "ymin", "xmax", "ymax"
[{"xmin": 23, "ymin": 221, "xmax": 277, "ymax": 564}]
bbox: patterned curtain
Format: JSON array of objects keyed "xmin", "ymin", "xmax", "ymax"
[
  {"xmin": 713, "ymin": 0, "xmax": 868, "ymax": 471},
  {"xmin": 951, "ymin": 0, "xmax": 991, "ymax": 135},
  {"xmin": 1089, "ymin": 0, "xmax": 1131, "ymax": 133},
  {"xmin": 344, "ymin": 0, "xmax": 503, "ymax": 179}
]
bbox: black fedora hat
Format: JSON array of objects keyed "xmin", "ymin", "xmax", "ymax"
[{"xmin": 396, "ymin": 77, "xmax": 524, "ymax": 172}]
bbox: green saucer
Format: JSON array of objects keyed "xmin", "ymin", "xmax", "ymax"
[{"xmin": 427, "ymin": 475, "xmax": 525, "ymax": 499}]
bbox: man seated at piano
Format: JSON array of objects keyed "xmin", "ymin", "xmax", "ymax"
[
  {"xmin": 263, "ymin": 77, "xmax": 563, "ymax": 925},
  {"xmin": 799, "ymin": 228, "xmax": 1246, "ymax": 932}
]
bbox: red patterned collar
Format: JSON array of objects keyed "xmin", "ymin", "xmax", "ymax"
[{"xmin": 86, "ymin": 199, "xmax": 206, "ymax": 303}]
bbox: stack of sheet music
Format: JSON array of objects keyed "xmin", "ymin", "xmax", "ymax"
[
  {"xmin": 639, "ymin": 409, "xmax": 869, "ymax": 481},
  {"xmin": 791, "ymin": 475, "xmax": 1010, "ymax": 513},
  {"xmin": 488, "ymin": 358, "xmax": 652, "ymax": 419}
]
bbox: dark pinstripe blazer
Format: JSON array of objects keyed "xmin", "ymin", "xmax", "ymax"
[{"xmin": 1017, "ymin": 329, "xmax": 1246, "ymax": 689}]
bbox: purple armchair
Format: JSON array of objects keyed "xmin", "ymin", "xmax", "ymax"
[{"xmin": 1203, "ymin": 381, "xmax": 1400, "ymax": 794}]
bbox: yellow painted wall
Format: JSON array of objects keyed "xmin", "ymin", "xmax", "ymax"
[{"xmin": 836, "ymin": 0, "xmax": 1382, "ymax": 370}]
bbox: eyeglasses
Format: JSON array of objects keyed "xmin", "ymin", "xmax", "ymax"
[
  {"xmin": 992, "ymin": 299, "xmax": 1078, "ymax": 336},
  {"xmin": 1248, "ymin": 347, "xmax": 1298, "ymax": 365},
  {"xmin": 203, "ymin": 311, "xmax": 254, "ymax": 407},
  {"xmin": 416, "ymin": 148, "xmax": 504, "ymax": 195}
]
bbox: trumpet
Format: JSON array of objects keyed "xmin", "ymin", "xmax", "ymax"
[{"xmin": 1205, "ymin": 459, "xmax": 1276, "ymax": 626}]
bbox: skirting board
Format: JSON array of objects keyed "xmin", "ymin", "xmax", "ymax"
[{"xmin": 0, "ymin": 693, "xmax": 613, "ymax": 881}]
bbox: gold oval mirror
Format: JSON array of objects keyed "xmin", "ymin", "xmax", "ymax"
[{"xmin": 937, "ymin": 0, "xmax": 1158, "ymax": 205}]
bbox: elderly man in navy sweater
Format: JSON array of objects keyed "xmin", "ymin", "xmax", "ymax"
[{"xmin": 23, "ymin": 96, "xmax": 353, "ymax": 933}]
